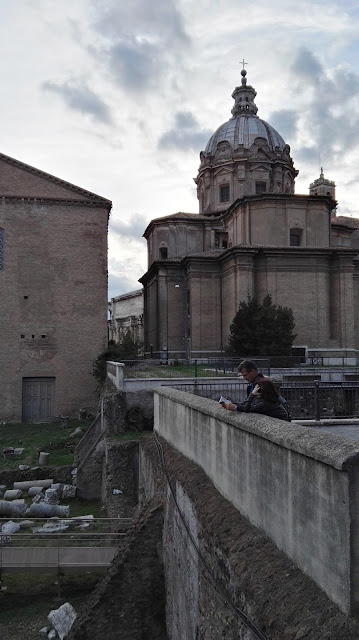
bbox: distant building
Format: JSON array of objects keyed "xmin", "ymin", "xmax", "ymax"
[
  {"xmin": 0, "ymin": 152, "xmax": 111, "ymax": 422},
  {"xmin": 140, "ymin": 70, "xmax": 359, "ymax": 364},
  {"xmin": 108, "ymin": 289, "xmax": 144, "ymax": 344}
]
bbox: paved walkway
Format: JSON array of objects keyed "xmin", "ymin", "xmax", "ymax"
[{"xmin": 310, "ymin": 424, "xmax": 359, "ymax": 442}]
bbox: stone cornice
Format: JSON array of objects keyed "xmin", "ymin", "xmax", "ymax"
[{"xmin": 0, "ymin": 196, "xmax": 112, "ymax": 209}]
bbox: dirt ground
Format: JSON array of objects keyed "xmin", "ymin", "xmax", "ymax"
[{"xmin": 0, "ymin": 576, "xmax": 97, "ymax": 640}]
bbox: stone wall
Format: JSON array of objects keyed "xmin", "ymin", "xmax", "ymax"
[
  {"xmin": 75, "ymin": 391, "xmax": 142, "ymax": 512},
  {"xmin": 0, "ymin": 197, "xmax": 109, "ymax": 422},
  {"xmin": 67, "ymin": 499, "xmax": 168, "ymax": 640},
  {"xmin": 103, "ymin": 439, "xmax": 139, "ymax": 518},
  {"xmin": 153, "ymin": 387, "xmax": 359, "ymax": 615},
  {"xmin": 140, "ymin": 435, "xmax": 359, "ymax": 639}
]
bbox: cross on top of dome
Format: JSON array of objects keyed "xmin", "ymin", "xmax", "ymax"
[
  {"xmin": 231, "ymin": 61, "xmax": 258, "ymax": 116},
  {"xmin": 240, "ymin": 58, "xmax": 248, "ymax": 85}
]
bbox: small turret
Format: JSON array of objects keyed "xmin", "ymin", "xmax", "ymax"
[{"xmin": 309, "ymin": 168, "xmax": 336, "ymax": 200}]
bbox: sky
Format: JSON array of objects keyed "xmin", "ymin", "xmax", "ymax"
[{"xmin": 1, "ymin": 0, "xmax": 359, "ymax": 300}]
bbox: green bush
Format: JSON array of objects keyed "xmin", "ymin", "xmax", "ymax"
[{"xmin": 93, "ymin": 331, "xmax": 143, "ymax": 384}]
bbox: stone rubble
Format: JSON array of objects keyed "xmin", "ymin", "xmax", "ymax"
[
  {"xmin": 47, "ymin": 602, "xmax": 77, "ymax": 640},
  {"xmin": 44, "ymin": 488, "xmax": 61, "ymax": 505}
]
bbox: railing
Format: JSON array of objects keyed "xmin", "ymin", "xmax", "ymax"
[
  {"xmin": 120, "ymin": 358, "xmax": 271, "ymax": 379},
  {"xmin": 118, "ymin": 356, "xmax": 359, "ymax": 379},
  {"xmin": 108, "ymin": 356, "xmax": 359, "ymax": 381},
  {"xmin": 0, "ymin": 517, "xmax": 132, "ymax": 596},
  {"xmin": 169, "ymin": 381, "xmax": 359, "ymax": 420}
]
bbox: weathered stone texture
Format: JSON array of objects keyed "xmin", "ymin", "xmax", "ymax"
[
  {"xmin": 0, "ymin": 156, "xmax": 110, "ymax": 422},
  {"xmin": 67, "ymin": 500, "xmax": 168, "ymax": 640},
  {"xmin": 140, "ymin": 436, "xmax": 359, "ymax": 640},
  {"xmin": 103, "ymin": 439, "xmax": 139, "ymax": 518}
]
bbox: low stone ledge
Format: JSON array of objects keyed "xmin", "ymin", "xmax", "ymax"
[{"xmin": 156, "ymin": 386, "xmax": 359, "ymax": 470}]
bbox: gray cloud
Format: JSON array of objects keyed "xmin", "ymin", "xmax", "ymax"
[
  {"xmin": 109, "ymin": 214, "xmax": 148, "ymax": 241},
  {"xmin": 107, "ymin": 39, "xmax": 160, "ymax": 91},
  {"xmin": 158, "ymin": 111, "xmax": 212, "ymax": 152},
  {"xmin": 93, "ymin": 0, "xmax": 188, "ymax": 45},
  {"xmin": 89, "ymin": 0, "xmax": 190, "ymax": 93},
  {"xmin": 108, "ymin": 272, "xmax": 141, "ymax": 300},
  {"xmin": 42, "ymin": 80, "xmax": 113, "ymax": 124},
  {"xmin": 268, "ymin": 109, "xmax": 297, "ymax": 143},
  {"xmin": 291, "ymin": 47, "xmax": 322, "ymax": 83},
  {"xmin": 289, "ymin": 48, "xmax": 359, "ymax": 167}
]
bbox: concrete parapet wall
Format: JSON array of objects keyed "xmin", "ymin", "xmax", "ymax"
[{"xmin": 154, "ymin": 387, "xmax": 359, "ymax": 614}]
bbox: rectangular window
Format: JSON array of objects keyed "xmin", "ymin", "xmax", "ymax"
[
  {"xmin": 255, "ymin": 182, "xmax": 266, "ymax": 194},
  {"xmin": 220, "ymin": 185, "xmax": 230, "ymax": 203},
  {"xmin": 290, "ymin": 230, "xmax": 302, "ymax": 246}
]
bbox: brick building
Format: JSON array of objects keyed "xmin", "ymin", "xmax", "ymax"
[
  {"xmin": 0, "ymin": 152, "xmax": 111, "ymax": 422},
  {"xmin": 140, "ymin": 70, "xmax": 359, "ymax": 363}
]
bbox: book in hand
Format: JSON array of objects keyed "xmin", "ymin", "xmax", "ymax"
[{"xmin": 219, "ymin": 396, "xmax": 231, "ymax": 405}]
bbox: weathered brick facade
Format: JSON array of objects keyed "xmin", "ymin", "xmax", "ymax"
[
  {"xmin": 0, "ymin": 152, "xmax": 111, "ymax": 422},
  {"xmin": 140, "ymin": 74, "xmax": 359, "ymax": 363}
]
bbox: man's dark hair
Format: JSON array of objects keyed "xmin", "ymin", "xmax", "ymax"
[{"xmin": 238, "ymin": 359, "xmax": 258, "ymax": 373}]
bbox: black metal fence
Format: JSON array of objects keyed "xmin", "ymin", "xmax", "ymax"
[
  {"xmin": 121, "ymin": 358, "xmax": 271, "ymax": 379},
  {"xmin": 168, "ymin": 381, "xmax": 359, "ymax": 420},
  {"xmin": 119, "ymin": 356, "xmax": 354, "ymax": 379}
]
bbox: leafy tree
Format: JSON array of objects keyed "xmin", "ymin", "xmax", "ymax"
[
  {"xmin": 225, "ymin": 295, "xmax": 296, "ymax": 357},
  {"xmin": 93, "ymin": 331, "xmax": 143, "ymax": 385}
]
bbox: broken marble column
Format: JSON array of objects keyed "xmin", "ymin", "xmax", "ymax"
[
  {"xmin": 38, "ymin": 451, "xmax": 50, "ymax": 466},
  {"xmin": 25, "ymin": 503, "xmax": 70, "ymax": 518},
  {"xmin": 50, "ymin": 483, "xmax": 64, "ymax": 497},
  {"xmin": 0, "ymin": 500, "xmax": 27, "ymax": 517},
  {"xmin": 14, "ymin": 479, "xmax": 53, "ymax": 491},
  {"xmin": 3, "ymin": 489, "xmax": 22, "ymax": 500},
  {"xmin": 28, "ymin": 486, "xmax": 43, "ymax": 497}
]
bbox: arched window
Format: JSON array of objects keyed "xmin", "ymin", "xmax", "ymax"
[{"xmin": 0, "ymin": 228, "xmax": 4, "ymax": 270}]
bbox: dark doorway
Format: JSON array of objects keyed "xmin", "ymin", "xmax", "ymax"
[{"xmin": 22, "ymin": 377, "xmax": 55, "ymax": 423}]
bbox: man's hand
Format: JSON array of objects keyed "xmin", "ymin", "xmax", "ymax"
[{"xmin": 222, "ymin": 402, "xmax": 237, "ymax": 411}]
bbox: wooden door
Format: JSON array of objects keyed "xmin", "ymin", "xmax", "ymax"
[{"xmin": 22, "ymin": 377, "xmax": 55, "ymax": 423}]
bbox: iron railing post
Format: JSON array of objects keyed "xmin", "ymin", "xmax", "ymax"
[
  {"xmin": 314, "ymin": 381, "xmax": 320, "ymax": 421},
  {"xmin": 195, "ymin": 360, "xmax": 198, "ymax": 378}
]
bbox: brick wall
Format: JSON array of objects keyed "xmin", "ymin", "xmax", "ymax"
[{"xmin": 0, "ymin": 198, "xmax": 109, "ymax": 421}]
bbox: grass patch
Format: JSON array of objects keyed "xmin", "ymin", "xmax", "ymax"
[
  {"xmin": 124, "ymin": 363, "xmax": 238, "ymax": 378},
  {"xmin": 0, "ymin": 418, "xmax": 93, "ymax": 470}
]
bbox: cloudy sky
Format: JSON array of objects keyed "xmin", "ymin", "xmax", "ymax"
[{"xmin": 1, "ymin": 0, "xmax": 359, "ymax": 299}]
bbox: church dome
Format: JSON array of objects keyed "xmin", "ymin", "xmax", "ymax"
[
  {"xmin": 204, "ymin": 114, "xmax": 286, "ymax": 156},
  {"xmin": 195, "ymin": 68, "xmax": 298, "ymax": 215}
]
